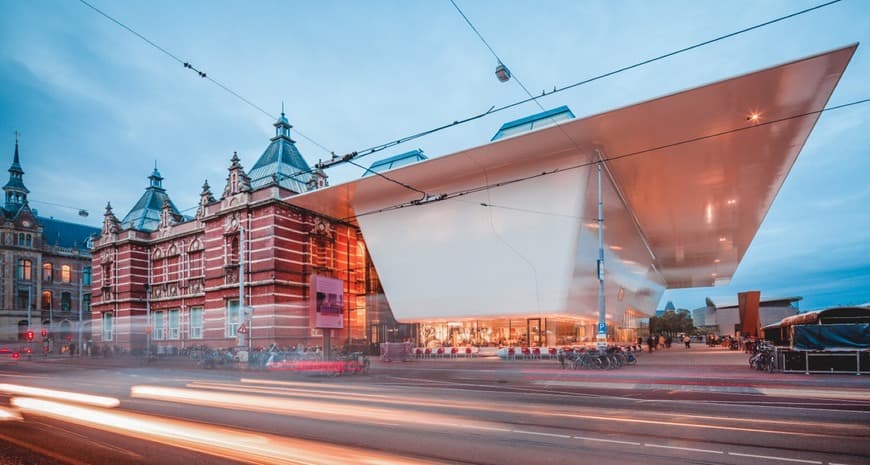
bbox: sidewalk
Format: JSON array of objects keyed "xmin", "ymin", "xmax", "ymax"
[{"xmin": 371, "ymin": 345, "xmax": 870, "ymax": 400}]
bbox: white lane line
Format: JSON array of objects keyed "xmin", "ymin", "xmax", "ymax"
[
  {"xmin": 727, "ymin": 452, "xmax": 822, "ymax": 463},
  {"xmin": 644, "ymin": 443, "xmax": 723, "ymax": 454},
  {"xmin": 574, "ymin": 435, "xmax": 640, "ymax": 446},
  {"xmin": 458, "ymin": 425, "xmax": 511, "ymax": 432},
  {"xmin": 512, "ymin": 430, "xmax": 571, "ymax": 439},
  {"xmin": 829, "ymin": 462, "xmax": 856, "ymax": 465}
]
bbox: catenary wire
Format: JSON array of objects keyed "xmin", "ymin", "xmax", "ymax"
[
  {"xmin": 315, "ymin": 0, "xmax": 842, "ymax": 170},
  {"xmin": 340, "ymin": 97, "xmax": 870, "ymax": 222},
  {"xmin": 76, "ymin": 0, "xmax": 332, "ymax": 155}
]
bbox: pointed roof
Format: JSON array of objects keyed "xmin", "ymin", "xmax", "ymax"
[
  {"xmin": 4, "ymin": 134, "xmax": 30, "ymax": 212},
  {"xmin": 248, "ymin": 111, "xmax": 313, "ymax": 193},
  {"xmin": 120, "ymin": 166, "xmax": 187, "ymax": 231},
  {"xmin": 38, "ymin": 216, "xmax": 100, "ymax": 250}
]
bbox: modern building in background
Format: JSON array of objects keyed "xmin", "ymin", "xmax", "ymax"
[
  {"xmin": 694, "ymin": 295, "xmax": 801, "ymax": 337},
  {"xmin": 0, "ymin": 137, "xmax": 98, "ymax": 345},
  {"xmin": 91, "ymin": 46, "xmax": 855, "ymax": 352}
]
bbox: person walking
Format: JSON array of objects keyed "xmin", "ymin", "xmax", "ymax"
[{"xmin": 683, "ymin": 334, "xmax": 691, "ymax": 349}]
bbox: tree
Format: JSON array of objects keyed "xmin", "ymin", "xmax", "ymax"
[{"xmin": 649, "ymin": 310, "xmax": 694, "ymax": 337}]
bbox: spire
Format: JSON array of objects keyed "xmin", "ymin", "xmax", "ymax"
[
  {"xmin": 148, "ymin": 162, "xmax": 164, "ymax": 190},
  {"xmin": 222, "ymin": 151, "xmax": 251, "ymax": 198},
  {"xmin": 196, "ymin": 179, "xmax": 216, "ymax": 219},
  {"xmin": 273, "ymin": 107, "xmax": 294, "ymax": 142},
  {"xmin": 4, "ymin": 131, "xmax": 30, "ymax": 211},
  {"xmin": 102, "ymin": 201, "xmax": 120, "ymax": 236}
]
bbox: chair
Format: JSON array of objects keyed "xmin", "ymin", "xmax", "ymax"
[
  {"xmin": 415, "ymin": 348, "xmax": 423, "ymax": 359},
  {"xmin": 465, "ymin": 347, "xmax": 472, "ymax": 358},
  {"xmin": 521, "ymin": 347, "xmax": 531, "ymax": 359},
  {"xmin": 450, "ymin": 347, "xmax": 459, "ymax": 358},
  {"xmin": 532, "ymin": 347, "xmax": 541, "ymax": 359},
  {"xmin": 436, "ymin": 347, "xmax": 445, "ymax": 358},
  {"xmin": 548, "ymin": 347, "xmax": 557, "ymax": 359},
  {"xmin": 424, "ymin": 348, "xmax": 432, "ymax": 359},
  {"xmin": 507, "ymin": 347, "xmax": 516, "ymax": 360}
]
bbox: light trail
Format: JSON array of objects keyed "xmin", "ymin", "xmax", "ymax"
[
  {"xmin": 11, "ymin": 397, "xmax": 448, "ymax": 465},
  {"xmin": 132, "ymin": 384, "xmax": 492, "ymax": 431},
  {"xmin": 0, "ymin": 383, "xmax": 120, "ymax": 408},
  {"xmin": 0, "ymin": 406, "xmax": 22, "ymax": 421}
]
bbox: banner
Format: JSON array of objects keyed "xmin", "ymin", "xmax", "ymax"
[{"xmin": 310, "ymin": 275, "xmax": 344, "ymax": 329}]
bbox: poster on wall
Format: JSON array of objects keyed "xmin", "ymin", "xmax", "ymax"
[{"xmin": 310, "ymin": 275, "xmax": 344, "ymax": 329}]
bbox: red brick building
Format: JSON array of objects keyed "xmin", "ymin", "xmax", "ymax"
[{"xmin": 91, "ymin": 114, "xmax": 395, "ymax": 354}]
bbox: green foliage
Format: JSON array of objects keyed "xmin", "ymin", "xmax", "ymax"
[{"xmin": 649, "ymin": 310, "xmax": 694, "ymax": 337}]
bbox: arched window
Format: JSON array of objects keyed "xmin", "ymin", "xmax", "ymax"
[
  {"xmin": 43, "ymin": 263, "xmax": 53, "ymax": 282},
  {"xmin": 42, "ymin": 290, "xmax": 52, "ymax": 310},
  {"xmin": 61, "ymin": 265, "xmax": 71, "ymax": 283}
]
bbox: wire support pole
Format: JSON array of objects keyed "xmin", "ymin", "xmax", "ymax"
[{"xmin": 596, "ymin": 162, "xmax": 606, "ymax": 352}]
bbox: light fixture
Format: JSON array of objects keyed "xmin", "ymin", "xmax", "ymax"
[
  {"xmin": 714, "ymin": 259, "xmax": 721, "ymax": 263},
  {"xmin": 726, "ymin": 199, "xmax": 737, "ymax": 205},
  {"xmin": 609, "ymin": 245, "xmax": 623, "ymax": 251},
  {"xmin": 747, "ymin": 112, "xmax": 761, "ymax": 123},
  {"xmin": 495, "ymin": 62, "xmax": 511, "ymax": 83},
  {"xmin": 719, "ymin": 237, "xmax": 727, "ymax": 242}
]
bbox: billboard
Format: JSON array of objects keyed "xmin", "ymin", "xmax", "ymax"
[{"xmin": 310, "ymin": 275, "xmax": 344, "ymax": 329}]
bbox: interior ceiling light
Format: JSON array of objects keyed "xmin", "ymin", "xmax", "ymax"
[
  {"xmin": 747, "ymin": 112, "xmax": 761, "ymax": 123},
  {"xmin": 719, "ymin": 237, "xmax": 727, "ymax": 242},
  {"xmin": 609, "ymin": 245, "xmax": 623, "ymax": 251},
  {"xmin": 726, "ymin": 199, "xmax": 737, "ymax": 205},
  {"xmin": 714, "ymin": 259, "xmax": 721, "ymax": 263}
]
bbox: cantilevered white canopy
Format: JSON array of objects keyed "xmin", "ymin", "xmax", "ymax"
[{"xmin": 285, "ymin": 45, "xmax": 856, "ymax": 321}]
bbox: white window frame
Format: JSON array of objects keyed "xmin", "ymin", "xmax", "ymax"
[
  {"xmin": 153, "ymin": 311, "xmax": 165, "ymax": 340},
  {"xmin": 226, "ymin": 300, "xmax": 240, "ymax": 337},
  {"xmin": 189, "ymin": 307, "xmax": 203, "ymax": 339},
  {"xmin": 102, "ymin": 312, "xmax": 113, "ymax": 341},
  {"xmin": 168, "ymin": 309, "xmax": 180, "ymax": 340}
]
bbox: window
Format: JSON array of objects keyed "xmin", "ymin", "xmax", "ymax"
[
  {"xmin": 82, "ymin": 294, "xmax": 91, "ymax": 314},
  {"xmin": 41, "ymin": 291, "xmax": 52, "ymax": 310},
  {"xmin": 61, "ymin": 265, "xmax": 71, "ymax": 283},
  {"xmin": 168, "ymin": 309, "xmax": 180, "ymax": 339},
  {"xmin": 16, "ymin": 290, "xmax": 29, "ymax": 310},
  {"xmin": 83, "ymin": 266, "xmax": 92, "ymax": 286},
  {"xmin": 189, "ymin": 307, "xmax": 203, "ymax": 339},
  {"xmin": 61, "ymin": 292, "xmax": 71, "ymax": 312},
  {"xmin": 102, "ymin": 312, "xmax": 113, "ymax": 341},
  {"xmin": 17, "ymin": 233, "xmax": 24, "ymax": 246},
  {"xmin": 43, "ymin": 263, "xmax": 52, "ymax": 282},
  {"xmin": 25, "ymin": 234, "xmax": 31, "ymax": 248},
  {"xmin": 153, "ymin": 311, "xmax": 165, "ymax": 340},
  {"xmin": 226, "ymin": 300, "xmax": 240, "ymax": 337},
  {"xmin": 17, "ymin": 259, "xmax": 31, "ymax": 280}
]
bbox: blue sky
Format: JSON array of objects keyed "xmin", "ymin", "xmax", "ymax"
[{"xmin": 1, "ymin": 0, "xmax": 868, "ymax": 311}]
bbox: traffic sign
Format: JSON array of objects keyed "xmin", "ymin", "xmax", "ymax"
[
  {"xmin": 237, "ymin": 323, "xmax": 248, "ymax": 334},
  {"xmin": 598, "ymin": 322, "xmax": 607, "ymax": 334}
]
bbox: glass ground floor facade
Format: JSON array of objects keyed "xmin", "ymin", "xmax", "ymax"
[{"xmin": 389, "ymin": 316, "xmax": 644, "ymax": 349}]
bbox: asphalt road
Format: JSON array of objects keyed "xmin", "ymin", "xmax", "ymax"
[{"xmin": 0, "ymin": 350, "xmax": 867, "ymax": 465}]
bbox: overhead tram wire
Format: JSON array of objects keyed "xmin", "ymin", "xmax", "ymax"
[
  {"xmin": 79, "ymin": 0, "xmax": 431, "ymax": 199},
  {"xmin": 76, "ymin": 0, "xmax": 331, "ymax": 156},
  {"xmin": 314, "ymin": 0, "xmax": 842, "ymax": 170},
  {"xmin": 340, "ymin": 97, "xmax": 870, "ymax": 223}
]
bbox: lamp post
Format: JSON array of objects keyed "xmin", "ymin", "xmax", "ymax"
[
  {"xmin": 77, "ymin": 268, "xmax": 83, "ymax": 357},
  {"xmin": 596, "ymin": 161, "xmax": 607, "ymax": 352},
  {"xmin": 145, "ymin": 283, "xmax": 151, "ymax": 357}
]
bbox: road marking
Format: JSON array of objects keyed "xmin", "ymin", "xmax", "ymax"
[
  {"xmin": 727, "ymin": 452, "xmax": 822, "ymax": 463},
  {"xmin": 512, "ymin": 430, "xmax": 571, "ymax": 439},
  {"xmin": 458, "ymin": 425, "xmax": 511, "ymax": 432},
  {"xmin": 644, "ymin": 443, "xmax": 723, "ymax": 454},
  {"xmin": 574, "ymin": 435, "xmax": 640, "ymax": 446}
]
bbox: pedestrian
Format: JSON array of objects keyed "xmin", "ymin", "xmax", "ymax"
[
  {"xmin": 683, "ymin": 335, "xmax": 691, "ymax": 349},
  {"xmin": 647, "ymin": 336, "xmax": 655, "ymax": 352}
]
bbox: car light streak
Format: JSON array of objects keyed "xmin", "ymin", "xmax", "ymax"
[
  {"xmin": 10, "ymin": 397, "xmax": 447, "ymax": 465},
  {"xmin": 0, "ymin": 383, "xmax": 120, "ymax": 408},
  {"xmin": 0, "ymin": 406, "xmax": 22, "ymax": 421},
  {"xmin": 132, "ymin": 384, "xmax": 490, "ymax": 431}
]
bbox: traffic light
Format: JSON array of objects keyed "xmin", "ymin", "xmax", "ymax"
[
  {"xmin": 41, "ymin": 328, "xmax": 48, "ymax": 337},
  {"xmin": 24, "ymin": 330, "xmax": 34, "ymax": 341}
]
